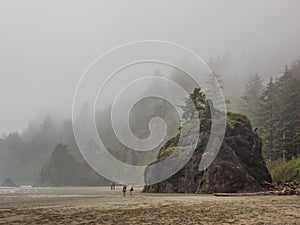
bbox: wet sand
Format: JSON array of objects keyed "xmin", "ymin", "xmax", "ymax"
[{"xmin": 0, "ymin": 187, "xmax": 299, "ymax": 224}]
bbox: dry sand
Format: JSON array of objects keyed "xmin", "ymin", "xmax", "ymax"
[{"xmin": 0, "ymin": 186, "xmax": 299, "ymax": 224}]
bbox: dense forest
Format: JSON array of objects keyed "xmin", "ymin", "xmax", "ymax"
[
  {"xmin": 240, "ymin": 59, "xmax": 300, "ymax": 162},
  {"xmin": 239, "ymin": 59, "xmax": 300, "ymax": 182}
]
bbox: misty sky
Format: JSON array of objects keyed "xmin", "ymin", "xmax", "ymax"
[{"xmin": 1, "ymin": 0, "xmax": 300, "ymax": 134}]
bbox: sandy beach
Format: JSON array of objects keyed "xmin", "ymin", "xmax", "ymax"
[{"xmin": 0, "ymin": 187, "xmax": 299, "ymax": 224}]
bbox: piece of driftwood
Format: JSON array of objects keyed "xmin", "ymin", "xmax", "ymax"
[
  {"xmin": 214, "ymin": 181, "xmax": 300, "ymax": 197},
  {"xmin": 215, "ymin": 191, "xmax": 286, "ymax": 197}
]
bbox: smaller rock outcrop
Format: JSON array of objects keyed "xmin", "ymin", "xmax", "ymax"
[
  {"xmin": 39, "ymin": 143, "xmax": 109, "ymax": 186},
  {"xmin": 1, "ymin": 177, "xmax": 18, "ymax": 187}
]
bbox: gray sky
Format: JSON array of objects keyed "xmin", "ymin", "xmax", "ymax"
[{"xmin": 1, "ymin": 0, "xmax": 300, "ymax": 134}]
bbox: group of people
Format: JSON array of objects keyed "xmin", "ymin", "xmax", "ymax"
[
  {"xmin": 110, "ymin": 182, "xmax": 116, "ymax": 190},
  {"xmin": 110, "ymin": 182, "xmax": 134, "ymax": 196},
  {"xmin": 122, "ymin": 185, "xmax": 134, "ymax": 196}
]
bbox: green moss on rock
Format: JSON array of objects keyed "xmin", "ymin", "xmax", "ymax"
[
  {"xmin": 227, "ymin": 112, "xmax": 251, "ymax": 128},
  {"xmin": 159, "ymin": 146, "xmax": 190, "ymax": 157},
  {"xmin": 160, "ymin": 147, "xmax": 176, "ymax": 156}
]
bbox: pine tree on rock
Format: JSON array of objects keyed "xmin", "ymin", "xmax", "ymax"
[{"xmin": 180, "ymin": 87, "xmax": 206, "ymax": 121}]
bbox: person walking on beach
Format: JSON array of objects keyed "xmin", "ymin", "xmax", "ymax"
[
  {"xmin": 122, "ymin": 185, "xmax": 127, "ymax": 197},
  {"xmin": 129, "ymin": 186, "xmax": 134, "ymax": 195},
  {"xmin": 111, "ymin": 182, "xmax": 116, "ymax": 190}
]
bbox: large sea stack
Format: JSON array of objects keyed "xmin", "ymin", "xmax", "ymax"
[{"xmin": 143, "ymin": 112, "xmax": 272, "ymax": 193}]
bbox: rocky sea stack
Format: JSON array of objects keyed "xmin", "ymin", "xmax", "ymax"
[
  {"xmin": 39, "ymin": 143, "xmax": 108, "ymax": 186},
  {"xmin": 143, "ymin": 112, "xmax": 272, "ymax": 193},
  {"xmin": 1, "ymin": 177, "xmax": 18, "ymax": 187}
]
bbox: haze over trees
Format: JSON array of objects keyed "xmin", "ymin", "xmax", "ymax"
[
  {"xmin": 240, "ymin": 74, "xmax": 264, "ymax": 127},
  {"xmin": 0, "ymin": 57, "xmax": 299, "ymax": 185},
  {"xmin": 240, "ymin": 60, "xmax": 300, "ymax": 163}
]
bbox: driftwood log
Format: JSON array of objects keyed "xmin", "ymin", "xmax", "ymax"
[{"xmin": 214, "ymin": 181, "xmax": 300, "ymax": 196}]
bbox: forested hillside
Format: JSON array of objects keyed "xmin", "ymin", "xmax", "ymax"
[
  {"xmin": 241, "ymin": 60, "xmax": 300, "ymax": 162},
  {"xmin": 240, "ymin": 60, "xmax": 300, "ymax": 181}
]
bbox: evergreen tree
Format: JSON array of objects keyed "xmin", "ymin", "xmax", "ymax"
[
  {"xmin": 275, "ymin": 66, "xmax": 300, "ymax": 160},
  {"xmin": 180, "ymin": 87, "xmax": 206, "ymax": 121},
  {"xmin": 241, "ymin": 74, "xmax": 264, "ymax": 127},
  {"xmin": 291, "ymin": 58, "xmax": 300, "ymax": 81},
  {"xmin": 257, "ymin": 77, "xmax": 279, "ymax": 161}
]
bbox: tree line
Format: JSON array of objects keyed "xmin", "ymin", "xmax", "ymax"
[{"xmin": 241, "ymin": 59, "xmax": 300, "ymax": 162}]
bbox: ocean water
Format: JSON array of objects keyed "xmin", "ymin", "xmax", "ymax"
[{"xmin": 0, "ymin": 186, "xmax": 140, "ymax": 199}]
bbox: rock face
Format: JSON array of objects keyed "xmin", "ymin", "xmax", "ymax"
[
  {"xmin": 1, "ymin": 177, "xmax": 18, "ymax": 187},
  {"xmin": 143, "ymin": 112, "xmax": 272, "ymax": 193},
  {"xmin": 39, "ymin": 143, "xmax": 109, "ymax": 186}
]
